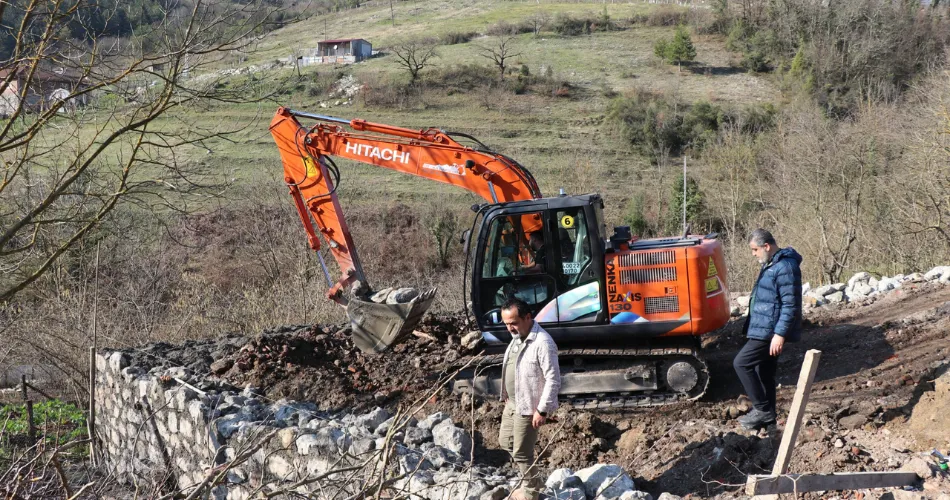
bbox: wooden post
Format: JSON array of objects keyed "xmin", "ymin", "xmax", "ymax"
[
  {"xmin": 752, "ymin": 349, "xmax": 821, "ymax": 499},
  {"xmin": 25, "ymin": 400, "xmax": 36, "ymax": 446},
  {"xmin": 772, "ymin": 349, "xmax": 821, "ymax": 476},
  {"xmin": 20, "ymin": 374, "xmax": 28, "ymax": 401},
  {"xmin": 88, "ymin": 346, "xmax": 97, "ymax": 466}
]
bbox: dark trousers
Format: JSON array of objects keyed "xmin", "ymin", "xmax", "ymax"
[{"xmin": 733, "ymin": 338, "xmax": 779, "ymax": 414}]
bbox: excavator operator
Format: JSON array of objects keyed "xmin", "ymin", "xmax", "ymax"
[{"xmin": 521, "ymin": 231, "xmax": 546, "ymax": 274}]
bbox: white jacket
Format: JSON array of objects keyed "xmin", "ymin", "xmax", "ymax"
[{"xmin": 500, "ymin": 321, "xmax": 561, "ymax": 416}]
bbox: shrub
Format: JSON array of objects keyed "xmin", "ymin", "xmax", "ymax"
[
  {"xmin": 439, "ymin": 30, "xmax": 478, "ymax": 45},
  {"xmin": 654, "ymin": 25, "xmax": 696, "ymax": 67},
  {"xmin": 605, "ymin": 91, "xmax": 725, "ymax": 159},
  {"xmin": 634, "ymin": 6, "xmax": 688, "ymax": 27}
]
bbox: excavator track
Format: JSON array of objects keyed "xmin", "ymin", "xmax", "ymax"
[{"xmin": 453, "ymin": 345, "xmax": 710, "ymax": 409}]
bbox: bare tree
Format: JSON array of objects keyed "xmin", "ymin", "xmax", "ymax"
[
  {"xmin": 390, "ymin": 38, "xmax": 438, "ymax": 84},
  {"xmin": 528, "ymin": 11, "xmax": 551, "ymax": 37},
  {"xmin": 0, "ymin": 0, "xmax": 283, "ymax": 303},
  {"xmin": 478, "ymin": 35, "xmax": 522, "ymax": 80}
]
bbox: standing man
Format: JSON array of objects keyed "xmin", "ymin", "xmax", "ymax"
[
  {"xmin": 499, "ymin": 298, "xmax": 561, "ymax": 500},
  {"xmin": 735, "ymin": 228, "xmax": 803, "ymax": 430}
]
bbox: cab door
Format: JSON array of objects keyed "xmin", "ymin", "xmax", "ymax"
[
  {"xmin": 474, "ymin": 206, "xmax": 558, "ymax": 327},
  {"xmin": 473, "ymin": 201, "xmax": 607, "ymax": 334}
]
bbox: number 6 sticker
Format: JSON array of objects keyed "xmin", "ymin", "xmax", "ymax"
[{"xmin": 560, "ymin": 215, "xmax": 574, "ymax": 228}]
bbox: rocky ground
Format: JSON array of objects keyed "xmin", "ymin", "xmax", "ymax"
[{"xmin": 121, "ymin": 280, "xmax": 950, "ymax": 498}]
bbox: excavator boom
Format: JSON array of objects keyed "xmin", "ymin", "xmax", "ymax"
[{"xmin": 269, "ymin": 107, "xmax": 541, "ymax": 352}]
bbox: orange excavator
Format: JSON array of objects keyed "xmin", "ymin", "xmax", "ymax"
[{"xmin": 270, "ymin": 107, "xmax": 731, "ymax": 407}]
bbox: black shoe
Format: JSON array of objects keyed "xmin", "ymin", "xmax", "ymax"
[{"xmin": 738, "ymin": 408, "xmax": 776, "ymax": 429}]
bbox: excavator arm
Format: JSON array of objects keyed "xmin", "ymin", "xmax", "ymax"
[{"xmin": 269, "ymin": 107, "xmax": 541, "ymax": 352}]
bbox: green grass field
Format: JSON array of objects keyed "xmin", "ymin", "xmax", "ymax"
[{"xmin": 185, "ymin": 0, "xmax": 780, "ymax": 229}]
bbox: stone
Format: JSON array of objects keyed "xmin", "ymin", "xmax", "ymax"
[
  {"xmin": 357, "ymin": 407, "xmax": 391, "ymax": 433},
  {"xmin": 109, "ymin": 352, "xmax": 129, "ymax": 372},
  {"xmin": 878, "ymin": 278, "xmax": 897, "ymax": 292},
  {"xmin": 266, "ymin": 454, "xmax": 295, "ymax": 479},
  {"xmin": 432, "ymin": 420, "xmax": 473, "ymax": 457},
  {"xmin": 924, "ymin": 266, "xmax": 948, "ymax": 281},
  {"xmin": 853, "ymin": 282, "xmax": 874, "ymax": 296},
  {"xmin": 419, "ymin": 442, "xmax": 460, "ymax": 469},
  {"xmin": 903, "ymin": 457, "xmax": 935, "ymax": 479},
  {"xmin": 619, "ymin": 492, "xmax": 652, "ymax": 500},
  {"xmin": 848, "ymin": 271, "xmax": 871, "ymax": 288},
  {"xmin": 350, "ymin": 437, "xmax": 375, "ymax": 456},
  {"xmin": 736, "ymin": 296, "xmax": 751, "ymax": 308},
  {"xmin": 834, "ymin": 438, "xmax": 844, "ymax": 448},
  {"xmin": 802, "ymin": 282, "xmax": 811, "ymax": 294},
  {"xmin": 278, "ymin": 428, "xmax": 297, "ymax": 448},
  {"xmin": 240, "ymin": 385, "xmax": 263, "ymax": 398},
  {"xmin": 906, "ymin": 272, "xmax": 924, "ymax": 282},
  {"xmin": 480, "ymin": 486, "xmax": 509, "ymax": 500},
  {"xmin": 575, "ymin": 464, "xmax": 635, "ymax": 500},
  {"xmin": 657, "ymin": 494, "xmax": 683, "ymax": 500},
  {"xmin": 404, "ymin": 427, "xmax": 432, "ymax": 446},
  {"xmin": 548, "ymin": 487, "xmax": 587, "ymax": 500},
  {"xmin": 838, "ymin": 414, "xmax": 867, "ymax": 430},
  {"xmin": 546, "ymin": 468, "xmax": 577, "ymax": 489},
  {"xmin": 387, "ymin": 287, "xmax": 419, "ymax": 304},
  {"xmin": 370, "ymin": 287, "xmax": 393, "ymax": 303},
  {"xmin": 462, "ymin": 331, "xmax": 483, "ymax": 350},
  {"xmin": 398, "ymin": 453, "xmax": 433, "ymax": 475},
  {"xmin": 825, "ymin": 291, "xmax": 845, "ymax": 304},
  {"xmin": 215, "ymin": 414, "xmax": 249, "ymax": 439},
  {"xmin": 418, "ymin": 412, "xmax": 450, "ymax": 431},
  {"xmin": 814, "ymin": 285, "xmax": 836, "ymax": 297},
  {"xmin": 187, "ymin": 400, "xmax": 208, "ymax": 422}
]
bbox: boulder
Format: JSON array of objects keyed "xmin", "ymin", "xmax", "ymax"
[
  {"xmin": 813, "ymin": 285, "xmax": 836, "ymax": 297},
  {"xmin": 419, "ymin": 442, "xmax": 460, "ymax": 468},
  {"xmin": 387, "ymin": 288, "xmax": 419, "ymax": 304},
  {"xmin": 370, "ymin": 287, "xmax": 393, "ymax": 303},
  {"xmin": 575, "ymin": 464, "xmax": 636, "ymax": 500},
  {"xmin": 432, "ymin": 420, "xmax": 472, "ymax": 457},
  {"xmin": 924, "ymin": 266, "xmax": 948, "ymax": 281},
  {"xmin": 546, "ymin": 468, "xmax": 576, "ymax": 489},
  {"xmin": 657, "ymin": 494, "xmax": 683, "ymax": 500},
  {"xmin": 549, "ymin": 487, "xmax": 587, "ymax": 500},
  {"xmin": 418, "ymin": 412, "xmax": 450, "ymax": 431},
  {"xmin": 825, "ymin": 291, "xmax": 845, "ymax": 304},
  {"xmin": 847, "ymin": 272, "xmax": 871, "ymax": 288},
  {"xmin": 736, "ymin": 296, "xmax": 751, "ymax": 308},
  {"xmin": 357, "ymin": 407, "xmax": 391, "ymax": 433},
  {"xmin": 619, "ymin": 492, "xmax": 652, "ymax": 500},
  {"xmin": 801, "ymin": 282, "xmax": 811, "ymax": 294},
  {"xmin": 853, "ymin": 282, "xmax": 874, "ymax": 296},
  {"xmin": 404, "ymin": 427, "xmax": 433, "ymax": 446},
  {"xmin": 398, "ymin": 453, "xmax": 433, "ymax": 475}
]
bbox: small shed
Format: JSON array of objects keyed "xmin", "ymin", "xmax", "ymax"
[{"xmin": 313, "ymin": 38, "xmax": 372, "ymax": 64}]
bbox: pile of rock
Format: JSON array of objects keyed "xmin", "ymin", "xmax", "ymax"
[
  {"xmin": 731, "ymin": 265, "xmax": 950, "ymax": 315},
  {"xmin": 98, "ymin": 349, "xmax": 684, "ymax": 499}
]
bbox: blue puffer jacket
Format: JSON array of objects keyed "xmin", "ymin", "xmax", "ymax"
[{"xmin": 743, "ymin": 247, "xmax": 803, "ymax": 342}]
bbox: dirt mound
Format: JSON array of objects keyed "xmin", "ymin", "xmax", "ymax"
[
  {"xmin": 219, "ymin": 314, "xmax": 473, "ymax": 412},
  {"xmin": 906, "ymin": 364, "xmax": 950, "ymax": 450}
]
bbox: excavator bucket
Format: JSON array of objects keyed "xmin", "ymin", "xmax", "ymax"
[{"xmin": 346, "ymin": 289, "xmax": 438, "ymax": 353}]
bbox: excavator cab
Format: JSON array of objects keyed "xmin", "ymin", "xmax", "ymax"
[{"xmin": 472, "ymin": 194, "xmax": 609, "ymax": 341}]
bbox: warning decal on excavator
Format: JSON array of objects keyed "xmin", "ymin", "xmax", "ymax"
[
  {"xmin": 303, "ymin": 157, "xmax": 318, "ymax": 179},
  {"xmin": 707, "ymin": 257, "xmax": 718, "ymax": 277},
  {"xmin": 705, "ymin": 277, "xmax": 719, "ymax": 293},
  {"xmin": 560, "ymin": 215, "xmax": 575, "ymax": 228}
]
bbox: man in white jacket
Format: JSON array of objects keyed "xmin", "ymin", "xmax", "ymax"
[{"xmin": 498, "ymin": 298, "xmax": 562, "ymax": 500}]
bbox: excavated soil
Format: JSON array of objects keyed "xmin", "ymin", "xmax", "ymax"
[{"xmin": 130, "ymin": 282, "xmax": 950, "ymax": 497}]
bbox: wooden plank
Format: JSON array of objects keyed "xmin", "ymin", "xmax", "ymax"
[
  {"xmin": 746, "ymin": 472, "xmax": 919, "ymax": 495},
  {"xmin": 772, "ymin": 349, "xmax": 822, "ymax": 475}
]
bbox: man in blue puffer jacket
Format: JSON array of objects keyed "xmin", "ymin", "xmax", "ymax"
[{"xmin": 735, "ymin": 228, "xmax": 803, "ymax": 429}]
